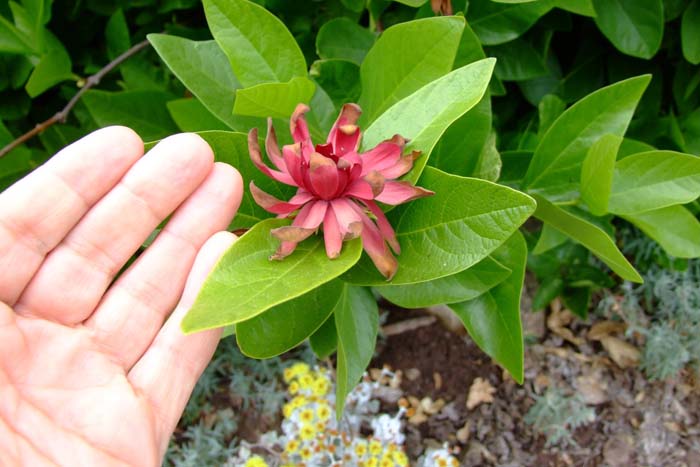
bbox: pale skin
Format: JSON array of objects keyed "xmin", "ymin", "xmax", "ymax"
[{"xmin": 0, "ymin": 127, "xmax": 244, "ymax": 466}]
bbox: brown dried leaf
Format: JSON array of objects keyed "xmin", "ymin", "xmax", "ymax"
[
  {"xmin": 588, "ymin": 320, "xmax": 627, "ymax": 341},
  {"xmin": 547, "ymin": 301, "xmax": 584, "ymax": 346},
  {"xmin": 466, "ymin": 377, "xmax": 496, "ymax": 410},
  {"xmin": 600, "ymin": 336, "xmax": 640, "ymax": 368}
]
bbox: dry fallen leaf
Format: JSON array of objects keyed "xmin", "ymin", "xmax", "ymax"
[
  {"xmin": 466, "ymin": 377, "xmax": 496, "ymax": 410},
  {"xmin": 588, "ymin": 320, "xmax": 627, "ymax": 341},
  {"xmin": 457, "ymin": 421, "xmax": 471, "ymax": 444},
  {"xmin": 575, "ymin": 373, "xmax": 609, "ymax": 405},
  {"xmin": 547, "ymin": 299, "xmax": 584, "ymax": 346},
  {"xmin": 382, "ymin": 316, "xmax": 436, "ymax": 336},
  {"xmin": 600, "ymin": 336, "xmax": 640, "ymax": 368}
]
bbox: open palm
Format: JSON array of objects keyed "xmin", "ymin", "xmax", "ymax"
[{"xmin": 0, "ymin": 127, "xmax": 243, "ymax": 466}]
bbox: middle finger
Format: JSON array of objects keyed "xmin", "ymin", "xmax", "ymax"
[{"xmin": 15, "ymin": 133, "xmax": 214, "ymax": 324}]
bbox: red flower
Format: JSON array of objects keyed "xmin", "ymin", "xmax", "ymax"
[{"xmin": 249, "ymin": 103, "xmax": 433, "ymax": 280}]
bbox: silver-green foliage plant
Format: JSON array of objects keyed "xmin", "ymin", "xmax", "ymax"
[{"xmin": 524, "ymin": 387, "xmax": 595, "ymax": 448}]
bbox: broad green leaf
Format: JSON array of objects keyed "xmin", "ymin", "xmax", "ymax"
[
  {"xmin": 395, "ymin": 0, "xmax": 428, "ymax": 5},
  {"xmin": 500, "ymin": 150, "xmax": 533, "ymax": 184},
  {"xmin": 532, "ymin": 223, "xmax": 568, "ymax": 254},
  {"xmin": 532, "ymin": 194, "xmax": 642, "ymax": 282},
  {"xmin": 532, "ymin": 277, "xmax": 564, "ymax": 310},
  {"xmin": 19, "ymin": 0, "xmax": 49, "ymax": 42},
  {"xmin": 181, "ymin": 219, "xmax": 363, "ymax": 333},
  {"xmin": 25, "ymin": 33, "xmax": 72, "ymax": 97},
  {"xmin": 454, "ymin": 21, "xmax": 486, "ymax": 68},
  {"xmin": 468, "ymin": 0, "xmax": 555, "ymax": 45},
  {"xmin": 580, "ymin": 134, "xmax": 622, "ymax": 215},
  {"xmin": 343, "ymin": 166, "xmax": 536, "ymax": 285},
  {"xmin": 310, "ymin": 59, "xmax": 361, "ymax": 110},
  {"xmin": 682, "ymin": 107, "xmax": 700, "ymax": 156},
  {"xmin": 623, "ymin": 205, "xmax": 700, "ymax": 258},
  {"xmin": 562, "ymin": 286, "xmax": 590, "ymax": 319},
  {"xmin": 335, "ymin": 285, "xmax": 378, "ymax": 418},
  {"xmin": 37, "ymin": 124, "xmax": 84, "ymax": 155},
  {"xmin": 537, "ymin": 94, "xmax": 566, "ymax": 139},
  {"xmin": 148, "ymin": 35, "xmax": 241, "ymax": 130},
  {"xmin": 618, "ymin": 137, "xmax": 656, "ymax": 158},
  {"xmin": 309, "ymin": 315, "xmax": 338, "ymax": 359},
  {"xmin": 233, "ymin": 77, "xmax": 316, "ymax": 118},
  {"xmin": 607, "ymin": 150, "xmax": 700, "ymax": 215},
  {"xmin": 523, "ymin": 75, "xmax": 651, "ymax": 199},
  {"xmin": 0, "ymin": 120, "xmax": 32, "ymax": 189},
  {"xmin": 236, "ymin": 281, "xmax": 343, "ymax": 358},
  {"xmin": 0, "ymin": 9, "xmax": 34, "ymax": 54},
  {"xmin": 487, "ymin": 38, "xmax": 548, "ymax": 81},
  {"xmin": 474, "ymin": 132, "xmax": 502, "ymax": 182},
  {"xmin": 450, "ymin": 231, "xmax": 527, "ymax": 383},
  {"xmin": 554, "ymin": 0, "xmax": 595, "ymax": 16},
  {"xmin": 376, "ymin": 256, "xmax": 511, "ymax": 308},
  {"xmin": 203, "ymin": 0, "xmax": 306, "ymax": 87},
  {"xmin": 177, "ymin": 131, "xmax": 295, "ymax": 229},
  {"xmin": 341, "ymin": 0, "xmax": 366, "ymax": 12},
  {"xmin": 105, "ymin": 8, "xmax": 130, "ymax": 60},
  {"xmin": 82, "ymin": 90, "xmax": 178, "ymax": 142},
  {"xmin": 358, "ymin": 16, "xmax": 465, "ymax": 124},
  {"xmin": 592, "ymin": 0, "xmax": 664, "ymax": 59},
  {"xmin": 363, "ymin": 58, "xmax": 496, "ymax": 183},
  {"xmin": 682, "ymin": 0, "xmax": 700, "ymax": 65},
  {"xmin": 316, "ymin": 17, "xmax": 376, "ymax": 66},
  {"xmin": 429, "ymin": 95, "xmax": 492, "ymax": 177},
  {"xmin": 491, "ymin": 0, "xmax": 539, "ymax": 2},
  {"xmin": 167, "ymin": 98, "xmax": 230, "ymax": 132}
]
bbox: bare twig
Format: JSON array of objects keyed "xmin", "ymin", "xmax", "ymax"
[{"xmin": 0, "ymin": 38, "xmax": 151, "ymax": 159}]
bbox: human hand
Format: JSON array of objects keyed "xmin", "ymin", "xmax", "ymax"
[{"xmin": 0, "ymin": 127, "xmax": 243, "ymax": 466}]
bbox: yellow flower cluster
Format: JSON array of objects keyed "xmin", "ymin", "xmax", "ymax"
[{"xmin": 243, "ymin": 455, "xmax": 268, "ymax": 467}]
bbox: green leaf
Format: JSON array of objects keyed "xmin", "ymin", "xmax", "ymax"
[
  {"xmin": 309, "ymin": 315, "xmax": 338, "ymax": 359},
  {"xmin": 580, "ymin": 134, "xmax": 622, "ymax": 215},
  {"xmin": 474, "ymin": 132, "xmax": 502, "ymax": 182},
  {"xmin": 316, "ymin": 17, "xmax": 376, "ymax": 65},
  {"xmin": 532, "ymin": 194, "xmax": 642, "ymax": 282},
  {"xmin": 181, "ymin": 219, "xmax": 363, "ymax": 333},
  {"xmin": 19, "ymin": 0, "xmax": 49, "ymax": 41},
  {"xmin": 38, "ymin": 124, "xmax": 84, "ymax": 155},
  {"xmin": 25, "ymin": 32, "xmax": 72, "ymax": 97},
  {"xmin": 82, "ymin": 90, "xmax": 178, "ymax": 142},
  {"xmin": 537, "ymin": 94, "xmax": 566, "ymax": 139},
  {"xmin": 607, "ymin": 150, "xmax": 700, "ymax": 215},
  {"xmin": 0, "ymin": 7, "xmax": 34, "ymax": 54},
  {"xmin": 335, "ymin": 285, "xmax": 378, "ymax": 418},
  {"xmin": 450, "ymin": 231, "xmax": 527, "ymax": 383},
  {"xmin": 203, "ymin": 0, "xmax": 306, "ymax": 87},
  {"xmin": 682, "ymin": 0, "xmax": 700, "ymax": 64},
  {"xmin": 148, "ymin": 35, "xmax": 242, "ymax": 130},
  {"xmin": 105, "ymin": 8, "xmax": 130, "ymax": 60},
  {"xmin": 233, "ymin": 77, "xmax": 316, "ymax": 118},
  {"xmin": 554, "ymin": 0, "xmax": 595, "ymax": 16},
  {"xmin": 468, "ymin": 0, "xmax": 555, "ymax": 45},
  {"xmin": 429, "ymin": 95, "xmax": 492, "ymax": 177},
  {"xmin": 562, "ymin": 286, "xmax": 590, "ymax": 319},
  {"xmin": 310, "ymin": 59, "xmax": 361, "ymax": 110},
  {"xmin": 532, "ymin": 222, "xmax": 568, "ymax": 254},
  {"xmin": 363, "ymin": 58, "xmax": 496, "ymax": 183},
  {"xmin": 532, "ymin": 276, "xmax": 564, "ymax": 310},
  {"xmin": 487, "ymin": 38, "xmax": 548, "ymax": 81},
  {"xmin": 376, "ymin": 256, "xmax": 511, "ymax": 308},
  {"xmin": 343, "ymin": 166, "xmax": 536, "ymax": 285},
  {"xmin": 359, "ymin": 16, "xmax": 465, "ymax": 124},
  {"xmin": 523, "ymin": 75, "xmax": 651, "ymax": 200},
  {"xmin": 500, "ymin": 150, "xmax": 533, "ymax": 184},
  {"xmin": 592, "ymin": 0, "xmax": 664, "ymax": 59},
  {"xmin": 454, "ymin": 20, "xmax": 487, "ymax": 68},
  {"xmin": 171, "ymin": 131, "xmax": 294, "ymax": 229},
  {"xmin": 618, "ymin": 137, "xmax": 656, "ymax": 158},
  {"xmin": 235, "ymin": 280, "xmax": 343, "ymax": 358},
  {"xmin": 0, "ymin": 120, "xmax": 32, "ymax": 189},
  {"xmin": 623, "ymin": 205, "xmax": 700, "ymax": 258},
  {"xmin": 167, "ymin": 98, "xmax": 230, "ymax": 132}
]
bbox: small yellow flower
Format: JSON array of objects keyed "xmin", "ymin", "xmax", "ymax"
[
  {"xmin": 288, "ymin": 381, "xmax": 300, "ymax": 395},
  {"xmin": 299, "ymin": 373, "xmax": 314, "ymax": 389},
  {"xmin": 312, "ymin": 376, "xmax": 331, "ymax": 396},
  {"xmin": 243, "ymin": 456, "xmax": 269, "ymax": 467},
  {"xmin": 379, "ymin": 456, "xmax": 393, "ymax": 467},
  {"xmin": 283, "ymin": 403, "xmax": 294, "ymax": 418},
  {"xmin": 436, "ymin": 458, "xmax": 448, "ymax": 467},
  {"xmin": 285, "ymin": 439, "xmax": 300, "ymax": 453},
  {"xmin": 366, "ymin": 458, "xmax": 379, "ymax": 467},
  {"xmin": 291, "ymin": 395, "xmax": 308, "ymax": 408},
  {"xmin": 283, "ymin": 367, "xmax": 294, "ymax": 383},
  {"xmin": 369, "ymin": 439, "xmax": 383, "ymax": 456},
  {"xmin": 392, "ymin": 450, "xmax": 409, "ymax": 466},
  {"xmin": 316, "ymin": 403, "xmax": 331, "ymax": 421},
  {"xmin": 299, "ymin": 446, "xmax": 313, "ymax": 460},
  {"xmin": 299, "ymin": 408, "xmax": 314, "ymax": 423},
  {"xmin": 300, "ymin": 423, "xmax": 316, "ymax": 440},
  {"xmin": 355, "ymin": 441, "xmax": 368, "ymax": 457},
  {"xmin": 450, "ymin": 458, "xmax": 459, "ymax": 467}
]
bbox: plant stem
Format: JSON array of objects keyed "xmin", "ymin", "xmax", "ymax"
[{"xmin": 0, "ymin": 38, "xmax": 151, "ymax": 159}]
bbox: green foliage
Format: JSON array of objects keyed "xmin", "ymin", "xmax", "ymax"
[{"xmin": 524, "ymin": 387, "xmax": 595, "ymax": 447}]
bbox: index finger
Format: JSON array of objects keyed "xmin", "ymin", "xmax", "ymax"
[{"xmin": 0, "ymin": 126, "xmax": 144, "ymax": 305}]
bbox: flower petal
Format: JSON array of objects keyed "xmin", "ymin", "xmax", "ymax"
[
  {"xmin": 308, "ymin": 152, "xmax": 340, "ymax": 200},
  {"xmin": 328, "ymin": 103, "xmax": 362, "ymax": 156},
  {"xmin": 380, "ymin": 150, "xmax": 421, "ymax": 179},
  {"xmin": 270, "ymin": 200, "xmax": 328, "ymax": 259},
  {"xmin": 265, "ymin": 118, "xmax": 287, "ymax": 172},
  {"xmin": 363, "ymin": 170, "xmax": 386, "ymax": 197},
  {"xmin": 375, "ymin": 180, "xmax": 434, "ymax": 205},
  {"xmin": 350, "ymin": 203, "xmax": 398, "ymax": 280},
  {"xmin": 249, "ymin": 128, "xmax": 296, "ymax": 186},
  {"xmin": 364, "ymin": 199, "xmax": 400, "ymax": 254},
  {"xmin": 331, "ymin": 198, "xmax": 363, "ymax": 238},
  {"xmin": 290, "ymin": 104, "xmax": 313, "ymax": 160},
  {"xmin": 345, "ymin": 179, "xmax": 376, "ymax": 200},
  {"xmin": 249, "ymin": 182, "xmax": 313, "ymax": 215},
  {"xmin": 360, "ymin": 135, "xmax": 405, "ymax": 176},
  {"xmin": 322, "ymin": 206, "xmax": 343, "ymax": 258},
  {"xmin": 282, "ymin": 143, "xmax": 306, "ymax": 187}
]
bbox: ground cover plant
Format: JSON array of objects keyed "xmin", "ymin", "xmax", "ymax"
[{"xmin": 2, "ymin": 0, "xmax": 700, "ymax": 464}]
